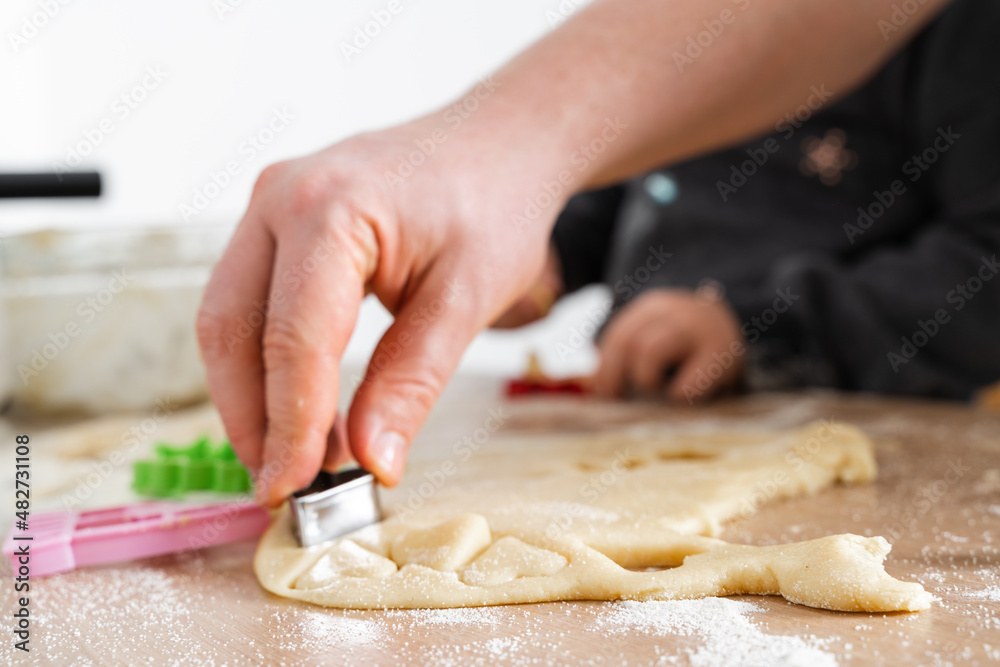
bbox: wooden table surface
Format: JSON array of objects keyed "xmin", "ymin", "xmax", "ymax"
[{"xmin": 2, "ymin": 378, "xmax": 999, "ymax": 666}]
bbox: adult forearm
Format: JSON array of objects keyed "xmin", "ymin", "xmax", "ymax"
[{"xmin": 459, "ymin": 0, "xmax": 950, "ymax": 192}]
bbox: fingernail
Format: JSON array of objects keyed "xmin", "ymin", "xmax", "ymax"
[{"xmin": 371, "ymin": 430, "xmax": 407, "ymax": 483}]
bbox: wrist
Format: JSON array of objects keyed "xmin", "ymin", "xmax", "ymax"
[{"xmin": 418, "ymin": 89, "xmax": 588, "ymax": 236}]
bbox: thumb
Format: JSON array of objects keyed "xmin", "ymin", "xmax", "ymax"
[{"xmin": 348, "ymin": 276, "xmax": 476, "ymax": 485}]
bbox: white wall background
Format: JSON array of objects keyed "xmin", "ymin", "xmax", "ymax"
[{"xmin": 0, "ymin": 0, "xmax": 605, "ymax": 378}]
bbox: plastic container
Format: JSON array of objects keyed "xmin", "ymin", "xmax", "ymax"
[{"xmin": 0, "ymin": 225, "xmax": 232, "ymax": 415}]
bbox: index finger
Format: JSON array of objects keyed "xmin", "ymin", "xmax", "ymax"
[
  {"xmin": 197, "ymin": 213, "xmax": 275, "ymax": 474},
  {"xmin": 256, "ymin": 213, "xmax": 373, "ymax": 506}
]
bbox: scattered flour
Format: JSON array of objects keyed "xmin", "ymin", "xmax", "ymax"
[
  {"xmin": 28, "ymin": 566, "xmax": 197, "ymax": 666},
  {"xmin": 965, "ymin": 586, "xmax": 1000, "ymax": 603},
  {"xmin": 941, "ymin": 531, "xmax": 969, "ymax": 544},
  {"xmin": 484, "ymin": 637, "xmax": 518, "ymax": 657},
  {"xmin": 20, "ymin": 558, "xmax": 385, "ymax": 666},
  {"xmin": 21, "ymin": 567, "xmax": 840, "ymax": 666},
  {"xmin": 595, "ymin": 598, "xmax": 837, "ymax": 667},
  {"xmin": 294, "ymin": 612, "xmax": 381, "ymax": 647},
  {"xmin": 385, "ymin": 606, "xmax": 504, "ymax": 627}
]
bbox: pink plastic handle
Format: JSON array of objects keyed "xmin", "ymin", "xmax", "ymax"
[{"xmin": 3, "ymin": 501, "xmax": 271, "ymax": 577}]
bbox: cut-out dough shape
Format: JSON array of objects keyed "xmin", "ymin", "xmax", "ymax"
[
  {"xmin": 293, "ymin": 540, "xmax": 397, "ymax": 590},
  {"xmin": 390, "ymin": 513, "xmax": 491, "ymax": 571},
  {"xmin": 255, "ymin": 421, "xmax": 931, "ymax": 612},
  {"xmin": 460, "ymin": 536, "xmax": 569, "ymax": 587}
]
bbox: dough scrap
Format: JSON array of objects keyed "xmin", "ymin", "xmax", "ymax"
[{"xmin": 255, "ymin": 421, "xmax": 931, "ymax": 612}]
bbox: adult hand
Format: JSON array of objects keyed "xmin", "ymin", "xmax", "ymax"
[
  {"xmin": 197, "ymin": 0, "xmax": 945, "ymax": 506},
  {"xmin": 594, "ymin": 288, "xmax": 746, "ymax": 402},
  {"xmin": 197, "ymin": 117, "xmax": 563, "ymax": 505}
]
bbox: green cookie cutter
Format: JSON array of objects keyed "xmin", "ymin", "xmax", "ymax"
[{"xmin": 133, "ymin": 435, "xmax": 253, "ymax": 497}]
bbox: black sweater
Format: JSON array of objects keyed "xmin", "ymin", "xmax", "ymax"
[{"xmin": 551, "ymin": 0, "xmax": 1000, "ymax": 400}]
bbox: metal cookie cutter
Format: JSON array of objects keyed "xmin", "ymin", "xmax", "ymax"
[{"xmin": 290, "ymin": 468, "xmax": 384, "ymax": 547}]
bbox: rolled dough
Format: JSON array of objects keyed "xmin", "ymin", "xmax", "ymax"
[{"xmin": 255, "ymin": 421, "xmax": 931, "ymax": 612}]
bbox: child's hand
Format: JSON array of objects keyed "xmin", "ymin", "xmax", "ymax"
[{"xmin": 594, "ymin": 287, "xmax": 745, "ymax": 402}]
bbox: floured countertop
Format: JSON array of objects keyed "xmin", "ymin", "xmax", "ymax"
[{"xmin": 1, "ymin": 378, "xmax": 998, "ymax": 666}]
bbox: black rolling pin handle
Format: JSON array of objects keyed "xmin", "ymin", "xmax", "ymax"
[{"xmin": 0, "ymin": 172, "xmax": 102, "ymax": 198}]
